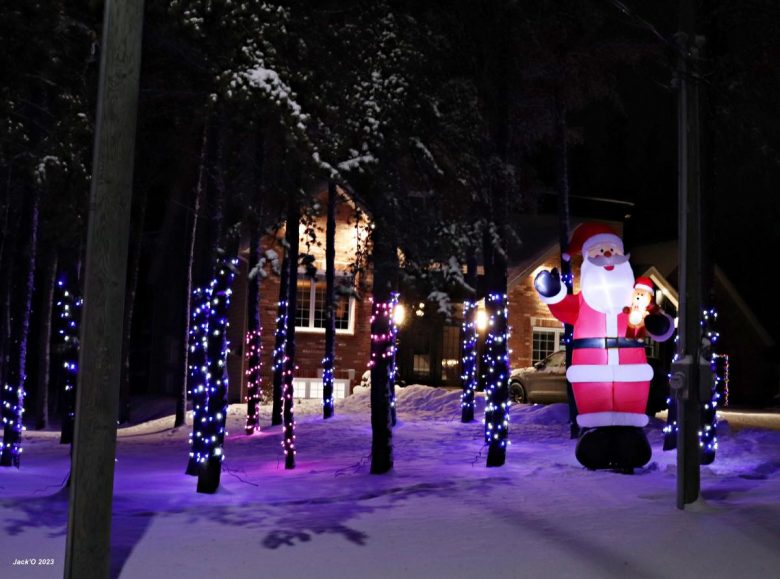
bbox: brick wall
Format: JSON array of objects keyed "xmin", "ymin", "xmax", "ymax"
[
  {"xmin": 228, "ymin": 247, "xmax": 372, "ymax": 403},
  {"xmin": 507, "ymin": 258, "xmax": 581, "ymax": 370}
]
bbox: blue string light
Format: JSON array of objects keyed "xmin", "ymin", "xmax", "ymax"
[
  {"xmin": 482, "ymin": 292, "xmax": 511, "ymax": 462},
  {"xmin": 460, "ymin": 300, "xmax": 478, "ymax": 421},
  {"xmin": 663, "ymin": 307, "xmax": 725, "ymax": 463},
  {"xmin": 244, "ymin": 327, "xmax": 263, "ymax": 434},
  {"xmin": 187, "ymin": 257, "xmax": 238, "ymax": 470},
  {"xmin": 55, "ymin": 278, "xmax": 82, "ymax": 445},
  {"xmin": 187, "ymin": 286, "xmax": 211, "ymax": 470}
]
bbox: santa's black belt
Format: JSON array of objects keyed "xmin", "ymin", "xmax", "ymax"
[{"xmin": 571, "ymin": 338, "xmax": 645, "ymax": 349}]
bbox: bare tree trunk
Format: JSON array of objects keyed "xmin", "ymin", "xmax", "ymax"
[
  {"xmin": 119, "ymin": 189, "xmax": 147, "ymax": 424},
  {"xmin": 176, "ymin": 123, "xmax": 208, "ymax": 428},
  {"xmin": 555, "ymin": 96, "xmax": 578, "ymax": 439},
  {"xmin": 34, "ymin": 251, "xmax": 58, "ymax": 430},
  {"xmin": 0, "ymin": 184, "xmax": 21, "ymax": 393},
  {"xmin": 322, "ymin": 180, "xmax": 337, "ymax": 419},
  {"xmin": 1, "ymin": 189, "xmax": 41, "ymax": 467}
]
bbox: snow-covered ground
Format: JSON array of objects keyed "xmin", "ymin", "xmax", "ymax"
[{"xmin": 2, "ymin": 386, "xmax": 780, "ymax": 579}]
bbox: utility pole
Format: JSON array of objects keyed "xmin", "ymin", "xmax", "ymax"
[
  {"xmin": 64, "ymin": 0, "xmax": 144, "ymax": 577},
  {"xmin": 673, "ymin": 0, "xmax": 707, "ymax": 510}
]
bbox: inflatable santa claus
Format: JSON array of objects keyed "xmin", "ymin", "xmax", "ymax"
[{"xmin": 534, "ymin": 223, "xmax": 674, "ymax": 471}]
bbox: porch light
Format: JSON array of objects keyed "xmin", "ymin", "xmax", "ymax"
[
  {"xmin": 476, "ymin": 308, "xmax": 489, "ymax": 333},
  {"xmin": 393, "ymin": 303, "xmax": 407, "ymax": 326}
]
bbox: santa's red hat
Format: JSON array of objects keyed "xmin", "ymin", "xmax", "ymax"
[
  {"xmin": 634, "ymin": 276, "xmax": 654, "ymax": 293},
  {"xmin": 562, "ymin": 222, "xmax": 623, "ymax": 262}
]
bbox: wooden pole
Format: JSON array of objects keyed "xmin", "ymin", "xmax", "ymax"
[
  {"xmin": 675, "ymin": 0, "xmax": 703, "ymax": 509},
  {"xmin": 64, "ymin": 0, "xmax": 144, "ymax": 576}
]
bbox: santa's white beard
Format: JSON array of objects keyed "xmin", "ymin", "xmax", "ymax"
[{"xmin": 581, "ymin": 259, "xmax": 634, "ymax": 314}]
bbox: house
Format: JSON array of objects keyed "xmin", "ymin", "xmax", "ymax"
[
  {"xmin": 226, "ymin": 200, "xmax": 775, "ymax": 408},
  {"xmin": 226, "ymin": 187, "xmax": 373, "ymax": 404}
]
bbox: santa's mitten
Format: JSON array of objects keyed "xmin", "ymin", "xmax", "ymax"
[
  {"xmin": 645, "ymin": 312, "xmax": 674, "ymax": 341},
  {"xmin": 534, "ymin": 268, "xmax": 561, "ymax": 298}
]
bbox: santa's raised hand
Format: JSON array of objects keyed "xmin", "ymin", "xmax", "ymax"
[{"xmin": 534, "ymin": 267, "xmax": 562, "ymax": 299}]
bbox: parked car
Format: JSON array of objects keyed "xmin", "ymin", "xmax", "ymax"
[{"xmin": 509, "ymin": 350, "xmax": 669, "ymax": 415}]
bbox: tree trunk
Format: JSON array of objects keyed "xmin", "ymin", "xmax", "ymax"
[
  {"xmin": 282, "ymin": 196, "xmax": 299, "ymax": 469},
  {"xmin": 244, "ymin": 229, "xmax": 263, "ymax": 434},
  {"xmin": 57, "ymin": 270, "xmax": 82, "ymax": 445},
  {"xmin": 482, "ymin": 226, "xmax": 509, "ymax": 468},
  {"xmin": 34, "ymin": 251, "xmax": 58, "ymax": 430},
  {"xmin": 460, "ymin": 251, "xmax": 478, "ymax": 423},
  {"xmin": 1, "ymin": 189, "xmax": 40, "ymax": 467},
  {"xmin": 0, "ymin": 186, "xmax": 21, "ymax": 394},
  {"xmin": 555, "ymin": 96, "xmax": 578, "ymax": 439},
  {"xmin": 271, "ymin": 253, "xmax": 289, "ymax": 427},
  {"xmin": 186, "ymin": 115, "xmax": 225, "ymax": 475},
  {"xmin": 369, "ymin": 216, "xmax": 397, "ymax": 475},
  {"xmin": 322, "ymin": 180, "xmax": 337, "ymax": 419},
  {"xmin": 196, "ymin": 250, "xmax": 239, "ymax": 494},
  {"xmin": 176, "ymin": 122, "xmax": 209, "ymax": 428},
  {"xmin": 119, "ymin": 189, "xmax": 147, "ymax": 424}
]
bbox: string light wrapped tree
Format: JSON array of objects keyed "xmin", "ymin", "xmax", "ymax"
[
  {"xmin": 196, "ymin": 255, "xmax": 238, "ymax": 493},
  {"xmin": 663, "ymin": 307, "xmax": 725, "ymax": 465},
  {"xmin": 270, "ymin": 253, "xmax": 289, "ymax": 427},
  {"xmin": 244, "ymin": 232, "xmax": 264, "ymax": 434},
  {"xmin": 281, "ymin": 198, "xmax": 300, "ymax": 469},
  {"xmin": 460, "ymin": 253, "xmax": 479, "ymax": 423},
  {"xmin": 322, "ymin": 180, "xmax": 337, "ymax": 419},
  {"xmin": 54, "ymin": 276, "xmax": 83, "ymax": 445},
  {"xmin": 185, "ymin": 286, "xmax": 212, "ymax": 475}
]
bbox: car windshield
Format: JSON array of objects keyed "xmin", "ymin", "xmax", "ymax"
[{"xmin": 545, "ymin": 350, "xmax": 566, "ymax": 368}]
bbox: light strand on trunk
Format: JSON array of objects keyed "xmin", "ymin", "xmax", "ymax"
[
  {"xmin": 483, "ymin": 292, "xmax": 510, "ymax": 456},
  {"xmin": 460, "ymin": 300, "xmax": 478, "ymax": 421},
  {"xmin": 243, "ymin": 328, "xmax": 263, "ymax": 434},
  {"xmin": 196, "ymin": 257, "xmax": 237, "ymax": 466},
  {"xmin": 187, "ymin": 286, "xmax": 212, "ymax": 468},
  {"xmin": 55, "ymin": 278, "xmax": 82, "ymax": 445},
  {"xmin": 663, "ymin": 307, "xmax": 725, "ymax": 464}
]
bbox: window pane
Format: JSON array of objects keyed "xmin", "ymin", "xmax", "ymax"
[
  {"xmin": 295, "ymin": 281, "xmax": 311, "ymax": 328},
  {"xmin": 413, "ymin": 354, "xmax": 430, "ymax": 375},
  {"xmin": 334, "ymin": 294, "xmax": 350, "ymax": 330},
  {"xmin": 313, "ymin": 283, "xmax": 327, "ymax": 328},
  {"xmin": 532, "ymin": 329, "xmax": 559, "ymax": 364},
  {"xmin": 309, "ymin": 379, "xmax": 323, "ymax": 399},
  {"xmin": 312, "ymin": 282, "xmax": 351, "ymax": 330}
]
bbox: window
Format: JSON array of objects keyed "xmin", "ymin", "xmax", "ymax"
[
  {"xmin": 531, "ymin": 327, "xmax": 564, "ymax": 364},
  {"xmin": 295, "ymin": 279, "xmax": 354, "ymax": 333}
]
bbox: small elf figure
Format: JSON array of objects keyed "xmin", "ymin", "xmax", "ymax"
[{"xmin": 623, "ymin": 277, "xmax": 665, "ymax": 340}]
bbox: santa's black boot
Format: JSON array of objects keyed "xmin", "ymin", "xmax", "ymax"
[
  {"xmin": 610, "ymin": 426, "xmax": 651, "ymax": 472},
  {"xmin": 575, "ymin": 427, "xmax": 613, "ymax": 470}
]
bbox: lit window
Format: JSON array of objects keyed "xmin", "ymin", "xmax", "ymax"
[
  {"xmin": 531, "ymin": 326, "xmax": 564, "ymax": 364},
  {"xmin": 295, "ymin": 279, "xmax": 354, "ymax": 333}
]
